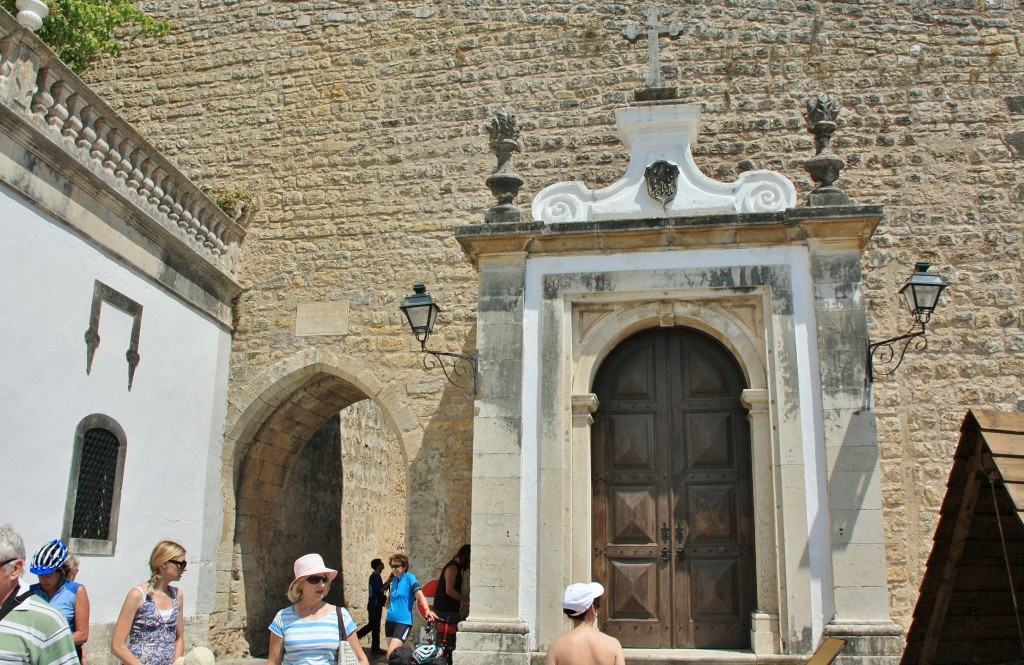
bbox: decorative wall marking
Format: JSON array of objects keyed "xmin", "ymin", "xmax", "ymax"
[{"xmin": 84, "ymin": 281, "xmax": 143, "ymax": 390}]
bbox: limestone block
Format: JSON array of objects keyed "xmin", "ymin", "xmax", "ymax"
[
  {"xmin": 832, "ymin": 543, "xmax": 890, "ymax": 588},
  {"xmin": 471, "ymin": 476, "xmax": 521, "ymax": 514},
  {"xmin": 830, "ymin": 508, "xmax": 885, "ymax": 546},
  {"xmin": 472, "ymin": 416, "xmax": 524, "ymax": 455}
]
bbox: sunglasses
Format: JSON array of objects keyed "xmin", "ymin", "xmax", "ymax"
[
  {"xmin": 390, "ymin": 564, "xmax": 404, "ymax": 569},
  {"xmin": 306, "ymin": 575, "xmax": 329, "ymax": 585},
  {"xmin": 0, "ymin": 557, "xmax": 17, "ymax": 568},
  {"xmin": 168, "ymin": 559, "xmax": 188, "ymax": 570}
]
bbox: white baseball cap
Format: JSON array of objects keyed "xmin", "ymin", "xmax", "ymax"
[{"xmin": 561, "ymin": 582, "xmax": 604, "ymax": 616}]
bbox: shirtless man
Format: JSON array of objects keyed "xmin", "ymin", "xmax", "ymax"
[{"xmin": 545, "ymin": 582, "xmax": 625, "ymax": 665}]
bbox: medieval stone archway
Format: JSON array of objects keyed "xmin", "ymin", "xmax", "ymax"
[{"xmin": 211, "ymin": 350, "xmax": 424, "ymax": 657}]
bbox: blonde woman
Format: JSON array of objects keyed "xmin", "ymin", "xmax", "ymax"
[
  {"xmin": 268, "ymin": 554, "xmax": 368, "ymax": 665},
  {"xmin": 111, "ymin": 541, "xmax": 186, "ymax": 665}
]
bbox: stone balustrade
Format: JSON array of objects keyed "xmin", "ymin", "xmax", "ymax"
[{"xmin": 0, "ymin": 10, "xmax": 245, "ymax": 275}]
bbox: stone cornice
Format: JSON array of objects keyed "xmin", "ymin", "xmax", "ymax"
[{"xmin": 456, "ymin": 205, "xmax": 883, "ymax": 269}]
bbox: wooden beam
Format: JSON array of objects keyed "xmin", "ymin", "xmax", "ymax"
[{"xmin": 917, "ymin": 437, "xmax": 985, "ymax": 665}]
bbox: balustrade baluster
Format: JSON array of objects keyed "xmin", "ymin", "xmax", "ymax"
[
  {"xmin": 61, "ymin": 92, "xmax": 83, "ymax": 142},
  {"xmin": 45, "ymin": 80, "xmax": 70, "ymax": 132},
  {"xmin": 148, "ymin": 166, "xmax": 165, "ymax": 206},
  {"xmin": 89, "ymin": 117, "xmax": 109, "ymax": 163},
  {"xmin": 77, "ymin": 106, "xmax": 97, "ymax": 152},
  {"xmin": 187, "ymin": 200, "xmax": 203, "ymax": 239},
  {"xmin": 209, "ymin": 220, "xmax": 227, "ymax": 255},
  {"xmin": 167, "ymin": 178, "xmax": 183, "ymax": 222},
  {"xmin": 103, "ymin": 126, "xmax": 121, "ymax": 172},
  {"xmin": 30, "ymin": 67, "xmax": 56, "ymax": 118},
  {"xmin": 115, "ymin": 138, "xmax": 134, "ymax": 182},
  {"xmin": 158, "ymin": 174, "xmax": 175, "ymax": 214},
  {"xmin": 176, "ymin": 193, "xmax": 194, "ymax": 233},
  {"xmin": 127, "ymin": 148, "xmax": 145, "ymax": 191},
  {"xmin": 137, "ymin": 157, "xmax": 154, "ymax": 201},
  {"xmin": 199, "ymin": 211, "xmax": 215, "ymax": 251}
]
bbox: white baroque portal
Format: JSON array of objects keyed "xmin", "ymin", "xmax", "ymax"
[{"xmin": 531, "ymin": 103, "xmax": 797, "ymax": 224}]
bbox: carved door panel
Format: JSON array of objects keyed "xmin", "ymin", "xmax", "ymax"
[{"xmin": 593, "ymin": 327, "xmax": 754, "ymax": 650}]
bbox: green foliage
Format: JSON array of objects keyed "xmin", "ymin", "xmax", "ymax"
[
  {"xmin": 1, "ymin": 0, "xmax": 169, "ymax": 74},
  {"xmin": 204, "ymin": 187, "xmax": 258, "ymax": 225}
]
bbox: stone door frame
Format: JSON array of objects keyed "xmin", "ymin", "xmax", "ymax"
[
  {"xmin": 567, "ymin": 290, "xmax": 781, "ymax": 655},
  {"xmin": 528, "ymin": 249, "xmax": 828, "ymax": 657}
]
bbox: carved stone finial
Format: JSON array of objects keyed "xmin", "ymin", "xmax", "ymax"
[
  {"xmin": 622, "ymin": 6, "xmax": 683, "ymax": 102},
  {"xmin": 484, "ymin": 109, "xmax": 524, "ymax": 224},
  {"xmin": 802, "ymin": 95, "xmax": 850, "ymax": 206}
]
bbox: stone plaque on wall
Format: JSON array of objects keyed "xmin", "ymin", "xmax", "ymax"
[{"xmin": 296, "ymin": 301, "xmax": 350, "ymax": 337}]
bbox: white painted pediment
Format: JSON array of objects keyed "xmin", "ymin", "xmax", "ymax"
[{"xmin": 531, "ymin": 103, "xmax": 796, "ymax": 224}]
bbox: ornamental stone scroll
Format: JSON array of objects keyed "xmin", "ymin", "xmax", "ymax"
[{"xmin": 531, "ymin": 103, "xmax": 796, "ymax": 224}]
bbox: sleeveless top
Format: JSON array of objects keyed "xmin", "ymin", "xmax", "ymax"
[
  {"xmin": 433, "ymin": 561, "xmax": 463, "ymax": 615},
  {"xmin": 127, "ymin": 585, "xmax": 178, "ymax": 665},
  {"xmin": 30, "ymin": 580, "xmax": 80, "ymax": 630}
]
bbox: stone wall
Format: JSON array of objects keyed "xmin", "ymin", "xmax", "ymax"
[
  {"xmin": 87, "ymin": 0, "xmax": 1023, "ymax": 635},
  {"xmin": 340, "ymin": 399, "xmax": 407, "ymax": 627}
]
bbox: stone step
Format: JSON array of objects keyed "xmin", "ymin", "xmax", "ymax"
[{"xmin": 621, "ymin": 651, "xmax": 801, "ymax": 665}]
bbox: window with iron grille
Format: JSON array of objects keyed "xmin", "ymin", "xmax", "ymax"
[
  {"xmin": 71, "ymin": 428, "xmax": 120, "ymax": 540},
  {"xmin": 64, "ymin": 415, "xmax": 127, "ymax": 556}
]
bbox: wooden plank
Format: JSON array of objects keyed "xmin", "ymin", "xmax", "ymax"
[
  {"xmin": 971, "ymin": 409, "xmax": 1024, "ymax": 434},
  {"xmin": 1005, "ymin": 483, "xmax": 1024, "ymax": 514},
  {"xmin": 983, "ymin": 431, "xmax": 1024, "ymax": 458},
  {"xmin": 807, "ymin": 637, "xmax": 846, "ymax": 665}
]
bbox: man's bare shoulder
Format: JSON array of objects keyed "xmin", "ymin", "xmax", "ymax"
[{"xmin": 545, "ymin": 626, "xmax": 624, "ymax": 665}]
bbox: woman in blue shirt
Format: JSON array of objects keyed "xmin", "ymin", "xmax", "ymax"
[
  {"xmin": 267, "ymin": 553, "xmax": 368, "ymax": 665},
  {"xmin": 29, "ymin": 539, "xmax": 90, "ymax": 662},
  {"xmin": 384, "ymin": 553, "xmax": 437, "ymax": 659}
]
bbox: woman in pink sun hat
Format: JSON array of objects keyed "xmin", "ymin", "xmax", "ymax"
[{"xmin": 267, "ymin": 554, "xmax": 368, "ymax": 665}]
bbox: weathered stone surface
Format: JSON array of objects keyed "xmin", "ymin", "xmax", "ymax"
[{"xmin": 81, "ymin": 0, "xmax": 1024, "ymax": 652}]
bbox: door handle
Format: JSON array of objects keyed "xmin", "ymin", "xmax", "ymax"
[
  {"xmin": 660, "ymin": 547, "xmax": 670, "ymax": 562},
  {"xmin": 661, "ymin": 523, "xmax": 670, "ymax": 542},
  {"xmin": 676, "ymin": 548, "xmax": 685, "ymax": 561},
  {"xmin": 676, "ymin": 522, "xmax": 686, "ymax": 542}
]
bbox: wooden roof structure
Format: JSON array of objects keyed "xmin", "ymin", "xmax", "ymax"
[{"xmin": 902, "ymin": 409, "xmax": 1024, "ymax": 665}]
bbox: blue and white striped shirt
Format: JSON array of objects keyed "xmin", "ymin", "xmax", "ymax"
[{"xmin": 269, "ymin": 605, "xmax": 356, "ymax": 665}]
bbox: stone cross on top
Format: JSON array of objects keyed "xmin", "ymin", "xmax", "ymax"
[{"xmin": 622, "ymin": 6, "xmax": 683, "ymax": 101}]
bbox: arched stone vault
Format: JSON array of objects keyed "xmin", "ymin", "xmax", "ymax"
[{"xmin": 209, "ymin": 348, "xmax": 424, "ymax": 657}]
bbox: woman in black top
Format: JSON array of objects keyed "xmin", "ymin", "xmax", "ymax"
[{"xmin": 433, "ymin": 544, "xmax": 470, "ymax": 652}]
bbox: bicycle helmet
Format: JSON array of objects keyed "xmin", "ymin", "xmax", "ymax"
[
  {"xmin": 412, "ymin": 644, "xmax": 442, "ymax": 665},
  {"xmin": 30, "ymin": 539, "xmax": 69, "ymax": 575}
]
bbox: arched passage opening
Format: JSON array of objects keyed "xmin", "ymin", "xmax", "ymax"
[{"xmin": 233, "ymin": 372, "xmax": 407, "ymax": 656}]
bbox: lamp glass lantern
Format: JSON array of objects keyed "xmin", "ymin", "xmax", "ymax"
[
  {"xmin": 399, "ymin": 283, "xmax": 440, "ymax": 346},
  {"xmin": 898, "ymin": 261, "xmax": 947, "ymax": 325}
]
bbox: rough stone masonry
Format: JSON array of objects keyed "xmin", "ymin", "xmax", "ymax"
[{"xmin": 86, "ymin": 0, "xmax": 1022, "ymax": 656}]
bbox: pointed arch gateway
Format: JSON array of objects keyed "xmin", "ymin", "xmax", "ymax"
[
  {"xmin": 591, "ymin": 326, "xmax": 755, "ymax": 649},
  {"xmin": 214, "ymin": 352, "xmax": 422, "ymax": 657}
]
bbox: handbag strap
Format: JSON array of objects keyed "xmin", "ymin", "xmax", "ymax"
[{"xmin": 336, "ymin": 605, "xmax": 345, "ymax": 639}]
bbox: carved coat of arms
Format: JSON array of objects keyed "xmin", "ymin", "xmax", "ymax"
[{"xmin": 644, "ymin": 160, "xmax": 679, "ymax": 204}]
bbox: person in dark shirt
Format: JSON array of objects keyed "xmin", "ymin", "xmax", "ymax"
[
  {"xmin": 432, "ymin": 544, "xmax": 470, "ymax": 653},
  {"xmin": 355, "ymin": 559, "xmax": 386, "ymax": 655}
]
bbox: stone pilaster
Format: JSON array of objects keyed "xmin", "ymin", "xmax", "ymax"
[
  {"xmin": 742, "ymin": 388, "xmax": 782, "ymax": 655},
  {"xmin": 808, "ymin": 243, "xmax": 903, "ymax": 663},
  {"xmin": 456, "ymin": 251, "xmax": 531, "ymax": 665}
]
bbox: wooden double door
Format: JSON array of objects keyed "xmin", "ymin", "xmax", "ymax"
[{"xmin": 592, "ymin": 327, "xmax": 755, "ymax": 649}]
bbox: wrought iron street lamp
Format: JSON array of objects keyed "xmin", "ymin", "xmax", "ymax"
[
  {"xmin": 868, "ymin": 262, "xmax": 948, "ymax": 380},
  {"xmin": 399, "ymin": 284, "xmax": 478, "ymax": 394}
]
